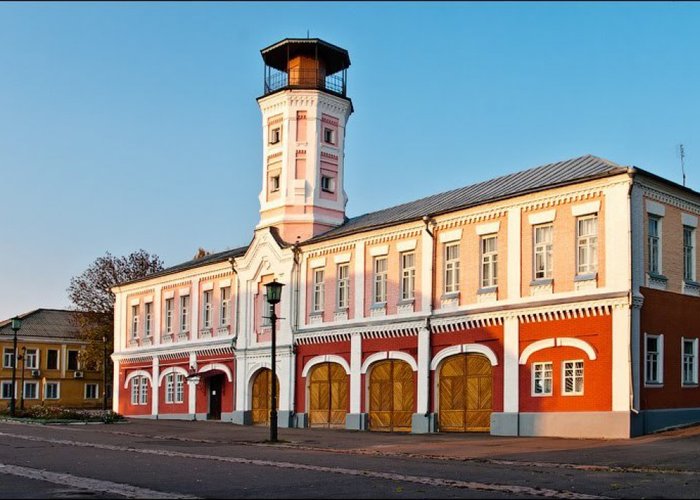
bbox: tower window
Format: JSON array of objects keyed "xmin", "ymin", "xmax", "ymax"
[
  {"xmin": 323, "ymin": 127, "xmax": 335, "ymax": 145},
  {"xmin": 269, "ymin": 127, "xmax": 281, "ymax": 145},
  {"xmin": 270, "ymin": 175, "xmax": 280, "ymax": 192},
  {"xmin": 321, "ymin": 175, "xmax": 335, "ymax": 193}
]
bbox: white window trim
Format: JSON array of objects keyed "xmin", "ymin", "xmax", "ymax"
[
  {"xmin": 576, "ymin": 214, "xmax": 598, "ymax": 275},
  {"xmin": 683, "ymin": 226, "xmax": 696, "ymax": 282},
  {"xmin": 439, "ymin": 228, "xmax": 462, "ymax": 243},
  {"xmin": 561, "ymin": 359, "xmax": 584, "ymax": 396},
  {"xmin": 476, "ymin": 221, "xmax": 500, "ymax": 236},
  {"xmin": 312, "ymin": 268, "xmax": 325, "ymax": 313},
  {"xmin": 533, "ymin": 224, "xmax": 553, "ymax": 280},
  {"xmin": 46, "ymin": 349, "xmax": 60, "ymax": 371},
  {"xmin": 648, "ymin": 215, "xmax": 663, "ymax": 275},
  {"xmin": 3, "ymin": 348, "xmax": 14, "ymax": 369},
  {"xmin": 23, "ymin": 380, "xmax": 39, "ymax": 400},
  {"xmin": 373, "ymin": 256, "xmax": 388, "ymax": 304},
  {"xmin": 528, "ymin": 210, "xmax": 556, "ymax": 225},
  {"xmin": 571, "ymin": 200, "xmax": 600, "ymax": 217},
  {"xmin": 531, "ymin": 361, "xmax": 553, "ymax": 397},
  {"xmin": 444, "ymin": 242, "xmax": 460, "ymax": 294},
  {"xmin": 400, "ymin": 251, "xmax": 416, "ymax": 301},
  {"xmin": 644, "ymin": 333, "xmax": 664, "ymax": 386},
  {"xmin": 84, "ymin": 383, "xmax": 99, "ymax": 400},
  {"xmin": 480, "ymin": 235, "xmax": 498, "ymax": 288},
  {"xmin": 336, "ymin": 263, "xmax": 350, "ymax": 310},
  {"xmin": 1, "ymin": 381, "xmax": 16, "ymax": 399},
  {"xmin": 24, "ymin": 348, "xmax": 39, "ymax": 370},
  {"xmin": 681, "ymin": 337, "xmax": 699, "ymax": 386},
  {"xmin": 44, "ymin": 381, "xmax": 61, "ymax": 400}
]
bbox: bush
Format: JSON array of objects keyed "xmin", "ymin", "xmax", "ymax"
[{"xmin": 0, "ymin": 405, "xmax": 124, "ymax": 423}]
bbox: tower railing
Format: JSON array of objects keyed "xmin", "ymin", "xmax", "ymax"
[{"xmin": 264, "ymin": 68, "xmax": 347, "ymax": 97}]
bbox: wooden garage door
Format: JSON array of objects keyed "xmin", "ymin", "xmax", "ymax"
[
  {"xmin": 251, "ymin": 369, "xmax": 279, "ymax": 425},
  {"xmin": 369, "ymin": 359, "xmax": 414, "ymax": 432},
  {"xmin": 308, "ymin": 362, "xmax": 349, "ymax": 428},
  {"xmin": 439, "ymin": 354, "xmax": 492, "ymax": 432}
]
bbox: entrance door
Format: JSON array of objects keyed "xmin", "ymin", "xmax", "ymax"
[
  {"xmin": 251, "ymin": 369, "xmax": 279, "ymax": 425},
  {"xmin": 368, "ymin": 359, "xmax": 414, "ymax": 432},
  {"xmin": 208, "ymin": 374, "xmax": 224, "ymax": 420},
  {"xmin": 308, "ymin": 362, "xmax": 349, "ymax": 428},
  {"xmin": 439, "ymin": 354, "xmax": 492, "ymax": 432}
]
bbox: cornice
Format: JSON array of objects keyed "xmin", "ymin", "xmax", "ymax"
[
  {"xmin": 640, "ymin": 184, "xmax": 700, "ymax": 214},
  {"xmin": 305, "ymin": 226, "xmax": 423, "ymax": 258}
]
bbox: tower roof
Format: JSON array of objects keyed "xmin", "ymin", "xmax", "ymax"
[{"xmin": 261, "ymin": 38, "xmax": 351, "ymax": 75}]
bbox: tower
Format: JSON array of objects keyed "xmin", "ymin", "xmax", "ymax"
[{"xmin": 256, "ymin": 38, "xmax": 353, "ymax": 243}]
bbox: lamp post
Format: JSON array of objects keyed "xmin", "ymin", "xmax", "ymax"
[
  {"xmin": 19, "ymin": 346, "xmax": 26, "ymax": 411},
  {"xmin": 102, "ymin": 335, "xmax": 108, "ymax": 411},
  {"xmin": 9, "ymin": 316, "xmax": 22, "ymax": 417},
  {"xmin": 264, "ymin": 279, "xmax": 284, "ymax": 443}
]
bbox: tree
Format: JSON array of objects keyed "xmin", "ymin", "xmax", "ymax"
[{"xmin": 67, "ymin": 250, "xmax": 164, "ymax": 378}]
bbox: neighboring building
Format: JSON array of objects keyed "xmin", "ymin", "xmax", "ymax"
[
  {"xmin": 0, "ymin": 309, "xmax": 104, "ymax": 410},
  {"xmin": 110, "ymin": 37, "xmax": 700, "ymax": 438}
]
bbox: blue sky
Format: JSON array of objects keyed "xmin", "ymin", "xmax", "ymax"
[{"xmin": 2, "ymin": 2, "xmax": 699, "ymax": 320}]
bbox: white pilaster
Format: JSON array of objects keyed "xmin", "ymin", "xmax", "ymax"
[
  {"xmin": 151, "ymin": 356, "xmax": 159, "ymax": 416},
  {"xmin": 612, "ymin": 306, "xmax": 632, "ymax": 411},
  {"xmin": 190, "ymin": 278, "xmax": 199, "ymax": 337},
  {"xmin": 188, "ymin": 352, "xmax": 197, "ymax": 415},
  {"xmin": 421, "ymin": 229, "xmax": 433, "ymax": 313},
  {"xmin": 630, "ymin": 184, "xmax": 645, "ymax": 409},
  {"xmin": 507, "ymin": 207, "xmax": 521, "ymax": 299},
  {"xmin": 299, "ymin": 256, "xmax": 308, "ymax": 327},
  {"xmin": 416, "ymin": 327, "xmax": 431, "ymax": 413},
  {"xmin": 112, "ymin": 358, "xmax": 120, "ymax": 412},
  {"xmin": 350, "ymin": 333, "xmax": 362, "ymax": 413},
  {"xmin": 153, "ymin": 286, "xmax": 162, "ymax": 346},
  {"xmin": 354, "ymin": 241, "xmax": 365, "ymax": 319},
  {"xmin": 503, "ymin": 316, "xmax": 519, "ymax": 413},
  {"xmin": 606, "ymin": 182, "xmax": 632, "ymax": 290}
]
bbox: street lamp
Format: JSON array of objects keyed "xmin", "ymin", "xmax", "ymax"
[
  {"xmin": 102, "ymin": 335, "xmax": 108, "ymax": 411},
  {"xmin": 264, "ymin": 279, "xmax": 284, "ymax": 443},
  {"xmin": 9, "ymin": 316, "xmax": 22, "ymax": 417}
]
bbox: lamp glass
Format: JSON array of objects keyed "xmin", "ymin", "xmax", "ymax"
[
  {"xmin": 11, "ymin": 317, "xmax": 22, "ymax": 331},
  {"xmin": 265, "ymin": 280, "xmax": 284, "ymax": 305}
]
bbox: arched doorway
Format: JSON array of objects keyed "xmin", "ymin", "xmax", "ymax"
[
  {"xmin": 308, "ymin": 362, "xmax": 349, "ymax": 428},
  {"xmin": 438, "ymin": 354, "xmax": 492, "ymax": 432},
  {"xmin": 251, "ymin": 369, "xmax": 279, "ymax": 425},
  {"xmin": 368, "ymin": 359, "xmax": 414, "ymax": 432}
]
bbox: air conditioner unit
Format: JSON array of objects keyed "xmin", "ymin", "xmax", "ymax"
[
  {"xmin": 31, "ymin": 370, "xmax": 41, "ymax": 378},
  {"xmin": 73, "ymin": 371, "xmax": 84, "ymax": 379}
]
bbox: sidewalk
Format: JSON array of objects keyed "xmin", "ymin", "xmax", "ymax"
[{"xmin": 108, "ymin": 418, "xmax": 700, "ymax": 473}]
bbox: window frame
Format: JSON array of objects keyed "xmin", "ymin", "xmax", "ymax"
[
  {"xmin": 131, "ymin": 304, "xmax": 140, "ymax": 338},
  {"xmin": 400, "ymin": 252, "xmax": 416, "ymax": 301},
  {"xmin": 323, "ymin": 127, "xmax": 335, "ymax": 145},
  {"xmin": 1, "ymin": 381, "xmax": 15, "ymax": 399},
  {"xmin": 23, "ymin": 381, "xmax": 39, "ymax": 400},
  {"xmin": 444, "ymin": 243, "xmax": 460, "ymax": 294},
  {"xmin": 644, "ymin": 333, "xmax": 664, "ymax": 386},
  {"xmin": 46, "ymin": 349, "xmax": 59, "ymax": 370},
  {"xmin": 165, "ymin": 373, "xmax": 175, "ymax": 403},
  {"xmin": 220, "ymin": 286, "xmax": 231, "ymax": 327},
  {"xmin": 67, "ymin": 350, "xmax": 80, "ymax": 371},
  {"xmin": 45, "ymin": 381, "xmax": 60, "ymax": 400},
  {"xmin": 85, "ymin": 383, "xmax": 99, "ymax": 400},
  {"xmin": 203, "ymin": 290, "xmax": 213, "ymax": 329},
  {"xmin": 312, "ymin": 268, "xmax": 325, "ymax": 313},
  {"xmin": 320, "ymin": 175, "xmax": 335, "ymax": 193},
  {"xmin": 480, "ymin": 235, "xmax": 498, "ymax": 288},
  {"xmin": 532, "ymin": 361, "xmax": 553, "ymax": 396},
  {"xmin": 576, "ymin": 214, "xmax": 598, "ymax": 275},
  {"xmin": 180, "ymin": 295, "xmax": 190, "ymax": 332},
  {"xmin": 270, "ymin": 175, "xmax": 280, "ymax": 192},
  {"xmin": 24, "ymin": 348, "xmax": 39, "ymax": 370},
  {"xmin": 373, "ymin": 256, "xmax": 388, "ymax": 304},
  {"xmin": 144, "ymin": 302, "xmax": 152, "ymax": 337},
  {"xmin": 533, "ymin": 224, "xmax": 553, "ymax": 280},
  {"xmin": 682, "ymin": 337, "xmax": 699, "ymax": 386},
  {"xmin": 3, "ymin": 347, "xmax": 14, "ymax": 369},
  {"xmin": 683, "ymin": 225, "xmax": 695, "ymax": 282},
  {"xmin": 269, "ymin": 126, "xmax": 281, "ymax": 145},
  {"xmin": 165, "ymin": 298, "xmax": 174, "ymax": 334},
  {"xmin": 648, "ymin": 215, "xmax": 661, "ymax": 275},
  {"xmin": 562, "ymin": 359, "xmax": 584, "ymax": 396},
  {"xmin": 336, "ymin": 263, "xmax": 350, "ymax": 310}
]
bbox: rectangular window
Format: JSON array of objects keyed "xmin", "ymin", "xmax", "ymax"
[
  {"xmin": 645, "ymin": 334, "xmax": 663, "ymax": 384},
  {"xmin": 203, "ymin": 290, "xmax": 212, "ymax": 328},
  {"xmin": 131, "ymin": 376, "xmax": 148, "ymax": 405},
  {"xmin": 532, "ymin": 362, "xmax": 553, "ymax": 396},
  {"xmin": 131, "ymin": 304, "xmax": 139, "ymax": 338},
  {"xmin": 312, "ymin": 269, "xmax": 325, "ymax": 313},
  {"xmin": 1, "ymin": 381, "xmax": 14, "ymax": 399},
  {"xmin": 534, "ymin": 225, "xmax": 553, "ymax": 280},
  {"xmin": 24, "ymin": 348, "xmax": 38, "ymax": 370},
  {"xmin": 401, "ymin": 252, "xmax": 416, "ymax": 301},
  {"xmin": 321, "ymin": 175, "xmax": 335, "ymax": 193},
  {"xmin": 336, "ymin": 263, "xmax": 349, "ymax": 310},
  {"xmin": 46, "ymin": 349, "xmax": 59, "ymax": 370},
  {"xmin": 175, "ymin": 374, "xmax": 185, "ymax": 403},
  {"xmin": 131, "ymin": 378, "xmax": 139, "ymax": 405},
  {"xmin": 270, "ymin": 175, "xmax": 280, "ymax": 192},
  {"xmin": 648, "ymin": 216, "xmax": 661, "ymax": 274},
  {"xmin": 180, "ymin": 295, "xmax": 190, "ymax": 332},
  {"xmin": 3, "ymin": 348, "xmax": 14, "ymax": 369},
  {"xmin": 269, "ymin": 126, "xmax": 281, "ymax": 144},
  {"xmin": 444, "ymin": 243, "xmax": 460, "ymax": 294},
  {"xmin": 577, "ymin": 215, "xmax": 598, "ymax": 275},
  {"xmin": 140, "ymin": 377, "xmax": 148, "ymax": 405},
  {"xmin": 684, "ymin": 226, "xmax": 695, "ymax": 282},
  {"xmin": 373, "ymin": 257, "xmax": 388, "ymax": 304},
  {"xmin": 323, "ymin": 127, "xmax": 335, "ymax": 144},
  {"xmin": 23, "ymin": 381, "xmax": 38, "ymax": 400},
  {"xmin": 481, "ymin": 235, "xmax": 498, "ymax": 288},
  {"xmin": 562, "ymin": 360, "xmax": 584, "ymax": 395},
  {"xmin": 145, "ymin": 302, "xmax": 152, "ymax": 337},
  {"xmin": 220, "ymin": 287, "xmax": 231, "ymax": 326},
  {"xmin": 166, "ymin": 373, "xmax": 175, "ymax": 403},
  {"xmin": 67, "ymin": 350, "xmax": 79, "ymax": 371},
  {"xmin": 85, "ymin": 383, "xmax": 99, "ymax": 399},
  {"xmin": 45, "ymin": 382, "xmax": 59, "ymax": 400},
  {"xmin": 682, "ymin": 338, "xmax": 698, "ymax": 386},
  {"xmin": 165, "ymin": 298, "xmax": 174, "ymax": 334}
]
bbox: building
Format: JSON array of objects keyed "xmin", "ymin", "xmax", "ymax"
[
  {"xmin": 0, "ymin": 309, "xmax": 105, "ymax": 410},
  {"xmin": 110, "ymin": 37, "xmax": 700, "ymax": 438}
]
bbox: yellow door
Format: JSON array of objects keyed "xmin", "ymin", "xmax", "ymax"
[
  {"xmin": 308, "ymin": 362, "xmax": 349, "ymax": 428},
  {"xmin": 369, "ymin": 359, "xmax": 414, "ymax": 432},
  {"xmin": 439, "ymin": 354, "xmax": 492, "ymax": 432},
  {"xmin": 251, "ymin": 369, "xmax": 279, "ymax": 425}
]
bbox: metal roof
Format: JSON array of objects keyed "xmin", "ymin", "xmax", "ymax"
[
  {"xmin": 306, "ymin": 154, "xmax": 629, "ymax": 243},
  {"xmin": 260, "ymin": 38, "xmax": 351, "ymax": 75},
  {"xmin": 0, "ymin": 309, "xmax": 82, "ymax": 340}
]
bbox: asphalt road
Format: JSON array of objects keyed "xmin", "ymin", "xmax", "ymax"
[{"xmin": 0, "ymin": 419, "xmax": 699, "ymax": 498}]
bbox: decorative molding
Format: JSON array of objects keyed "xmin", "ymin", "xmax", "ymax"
[
  {"xmin": 309, "ymin": 257, "xmax": 326, "ymax": 269},
  {"xmin": 476, "ymin": 221, "xmax": 500, "ymax": 236},
  {"xmin": 430, "ymin": 344, "xmax": 499, "ymax": 370},
  {"xmin": 202, "ymin": 282, "xmax": 214, "ymax": 292},
  {"xmin": 163, "ymin": 290, "xmax": 175, "ymax": 299},
  {"xmin": 396, "ymin": 240, "xmax": 417, "ymax": 252},
  {"xmin": 646, "ymin": 199, "xmax": 666, "ymax": 217},
  {"xmin": 682, "ymin": 213, "xmax": 698, "ymax": 228},
  {"xmin": 361, "ymin": 350, "xmax": 418, "ymax": 374},
  {"xmin": 333, "ymin": 253, "xmax": 351, "ymax": 264},
  {"xmin": 369, "ymin": 245, "xmax": 389, "ymax": 257},
  {"xmin": 571, "ymin": 200, "xmax": 601, "ymax": 217},
  {"xmin": 123, "ymin": 369, "xmax": 153, "ymax": 389},
  {"xmin": 198, "ymin": 363, "xmax": 233, "ymax": 382},
  {"xmin": 519, "ymin": 337, "xmax": 598, "ymax": 364},
  {"xmin": 439, "ymin": 229, "xmax": 463, "ymax": 243},
  {"xmin": 301, "ymin": 355, "xmax": 350, "ymax": 377},
  {"xmin": 528, "ymin": 210, "xmax": 556, "ymax": 225},
  {"xmin": 295, "ymin": 319, "xmax": 423, "ymax": 345},
  {"xmin": 157, "ymin": 366, "xmax": 189, "ymax": 386},
  {"xmin": 641, "ymin": 185, "xmax": 700, "ymax": 215}
]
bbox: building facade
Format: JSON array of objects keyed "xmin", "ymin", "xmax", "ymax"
[
  {"xmin": 0, "ymin": 309, "xmax": 105, "ymax": 410},
  {"xmin": 111, "ymin": 38, "xmax": 700, "ymax": 438}
]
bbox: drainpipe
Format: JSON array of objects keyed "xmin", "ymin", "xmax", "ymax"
[
  {"xmin": 291, "ymin": 243, "xmax": 302, "ymax": 333},
  {"xmin": 422, "ymin": 215, "xmax": 436, "ymax": 423},
  {"xmin": 625, "ymin": 168, "xmax": 640, "ymax": 415},
  {"xmin": 228, "ymin": 257, "xmax": 240, "ymax": 416}
]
